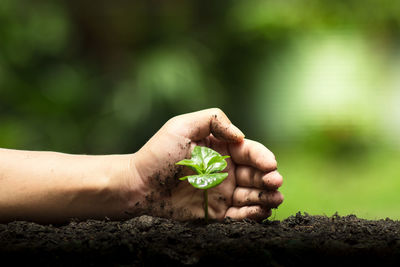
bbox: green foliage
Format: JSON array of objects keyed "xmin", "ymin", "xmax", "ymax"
[
  {"xmin": 176, "ymin": 146, "xmax": 230, "ymax": 190},
  {"xmin": 176, "ymin": 146, "xmax": 230, "ymax": 222}
]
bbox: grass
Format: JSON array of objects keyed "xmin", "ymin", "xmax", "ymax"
[{"xmin": 273, "ymin": 145, "xmax": 400, "ymax": 220}]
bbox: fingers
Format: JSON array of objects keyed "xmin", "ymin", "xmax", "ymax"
[
  {"xmin": 225, "ymin": 206, "xmax": 272, "ymax": 221},
  {"xmin": 228, "ymin": 139, "xmax": 277, "ymax": 172},
  {"xmin": 171, "ymin": 108, "xmax": 245, "ymax": 143},
  {"xmin": 232, "ymin": 187, "xmax": 284, "ymax": 208},
  {"xmin": 224, "ymin": 186, "xmax": 283, "ymax": 221},
  {"xmin": 236, "ymin": 167, "xmax": 283, "ymax": 190}
]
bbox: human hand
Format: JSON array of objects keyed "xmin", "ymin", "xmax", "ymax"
[{"xmin": 128, "ymin": 108, "xmax": 283, "ymax": 221}]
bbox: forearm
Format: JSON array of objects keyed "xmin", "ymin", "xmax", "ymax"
[{"xmin": 0, "ymin": 148, "xmax": 141, "ymax": 223}]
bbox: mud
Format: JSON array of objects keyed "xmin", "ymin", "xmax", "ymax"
[{"xmin": 2, "ymin": 212, "xmax": 400, "ymax": 266}]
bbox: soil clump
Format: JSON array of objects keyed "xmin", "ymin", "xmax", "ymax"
[{"xmin": 1, "ymin": 212, "xmax": 400, "ymax": 266}]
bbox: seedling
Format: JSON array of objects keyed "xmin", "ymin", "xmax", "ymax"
[{"xmin": 176, "ymin": 146, "xmax": 230, "ymax": 223}]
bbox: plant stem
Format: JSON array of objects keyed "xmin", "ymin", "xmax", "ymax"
[{"xmin": 204, "ymin": 189, "xmax": 208, "ymax": 223}]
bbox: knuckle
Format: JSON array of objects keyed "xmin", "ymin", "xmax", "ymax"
[
  {"xmin": 248, "ymin": 206, "xmax": 259, "ymax": 215},
  {"xmin": 233, "ymin": 189, "xmax": 245, "ymax": 206},
  {"xmin": 209, "ymin": 107, "xmax": 224, "ymax": 117},
  {"xmin": 168, "ymin": 113, "xmax": 182, "ymax": 123},
  {"xmin": 164, "ymin": 116, "xmax": 181, "ymax": 130},
  {"xmin": 209, "ymin": 108, "xmax": 230, "ymax": 124},
  {"xmin": 235, "ymin": 166, "xmax": 247, "ymax": 178},
  {"xmin": 265, "ymin": 191, "xmax": 273, "ymax": 203},
  {"xmin": 244, "ymin": 189, "xmax": 253, "ymax": 202},
  {"xmin": 233, "ymin": 188, "xmax": 241, "ymax": 200},
  {"xmin": 238, "ymin": 167, "xmax": 256, "ymax": 187}
]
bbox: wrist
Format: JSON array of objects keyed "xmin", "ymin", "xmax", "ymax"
[{"xmin": 107, "ymin": 153, "xmax": 147, "ymax": 219}]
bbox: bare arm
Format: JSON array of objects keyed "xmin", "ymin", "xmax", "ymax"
[{"xmin": 0, "ymin": 149, "xmax": 140, "ymax": 223}]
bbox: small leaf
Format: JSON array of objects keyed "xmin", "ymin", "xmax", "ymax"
[
  {"xmin": 205, "ymin": 155, "xmax": 230, "ymax": 174},
  {"xmin": 193, "ymin": 146, "xmax": 229, "ymax": 173},
  {"xmin": 191, "ymin": 146, "xmax": 204, "ymax": 168},
  {"xmin": 176, "ymin": 159, "xmax": 203, "ymax": 174},
  {"xmin": 176, "ymin": 146, "xmax": 230, "ymax": 189},
  {"xmin": 186, "ymin": 173, "xmax": 229, "ymax": 190}
]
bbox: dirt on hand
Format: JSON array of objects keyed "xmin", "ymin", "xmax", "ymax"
[{"xmin": 1, "ymin": 212, "xmax": 400, "ymax": 266}]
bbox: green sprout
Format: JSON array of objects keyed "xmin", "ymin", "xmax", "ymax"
[{"xmin": 176, "ymin": 146, "xmax": 230, "ymax": 222}]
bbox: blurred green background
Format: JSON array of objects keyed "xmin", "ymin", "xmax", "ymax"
[{"xmin": 1, "ymin": 0, "xmax": 400, "ymax": 220}]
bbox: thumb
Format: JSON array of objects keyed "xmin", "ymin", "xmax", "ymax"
[{"xmin": 175, "ymin": 108, "xmax": 245, "ymax": 142}]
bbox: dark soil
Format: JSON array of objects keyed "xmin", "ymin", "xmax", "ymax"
[{"xmin": 1, "ymin": 212, "xmax": 400, "ymax": 266}]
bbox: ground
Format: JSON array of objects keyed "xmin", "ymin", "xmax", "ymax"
[{"xmin": 1, "ymin": 212, "xmax": 400, "ymax": 266}]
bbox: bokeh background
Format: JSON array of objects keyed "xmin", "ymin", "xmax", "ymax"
[{"xmin": 1, "ymin": 0, "xmax": 400, "ymax": 220}]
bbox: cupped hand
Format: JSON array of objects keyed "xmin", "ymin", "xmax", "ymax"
[{"xmin": 129, "ymin": 108, "xmax": 283, "ymax": 221}]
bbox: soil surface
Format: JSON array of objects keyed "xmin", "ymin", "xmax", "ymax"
[{"xmin": 1, "ymin": 212, "xmax": 400, "ymax": 266}]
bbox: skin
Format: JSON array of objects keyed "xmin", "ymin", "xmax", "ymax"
[{"xmin": 0, "ymin": 108, "xmax": 283, "ymax": 223}]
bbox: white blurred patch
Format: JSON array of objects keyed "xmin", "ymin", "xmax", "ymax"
[{"xmin": 255, "ymin": 30, "xmax": 392, "ymax": 146}]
